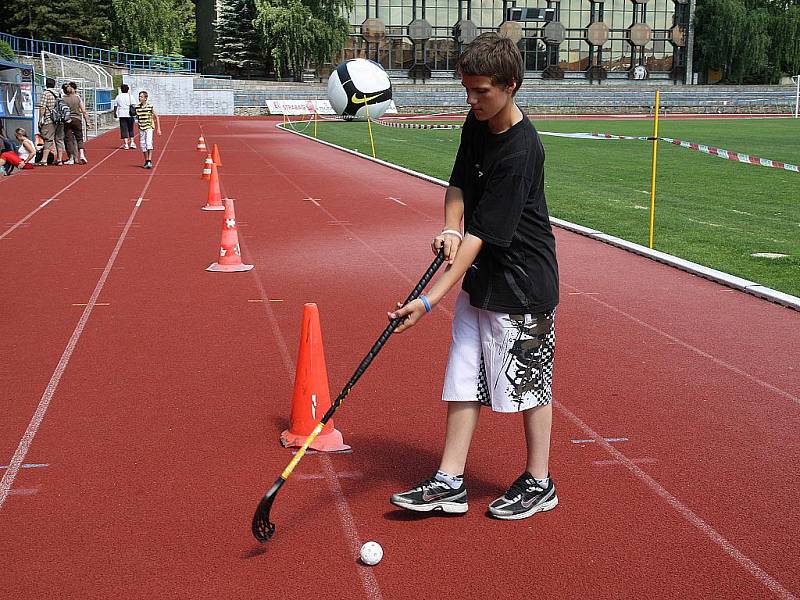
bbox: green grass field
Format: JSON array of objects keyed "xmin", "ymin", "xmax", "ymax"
[{"xmin": 296, "ymin": 117, "xmax": 800, "ymax": 297}]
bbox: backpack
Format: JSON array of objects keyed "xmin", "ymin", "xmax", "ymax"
[{"xmin": 48, "ymin": 90, "xmax": 71, "ymax": 124}]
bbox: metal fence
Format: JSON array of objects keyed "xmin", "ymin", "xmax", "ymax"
[{"xmin": 1, "ymin": 31, "xmax": 197, "ymax": 74}]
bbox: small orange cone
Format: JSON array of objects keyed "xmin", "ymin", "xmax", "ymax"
[
  {"xmin": 211, "ymin": 143, "xmax": 222, "ymax": 167},
  {"xmin": 201, "ymin": 153, "xmax": 213, "ymax": 180},
  {"xmin": 197, "ymin": 135, "xmax": 207, "ymax": 152},
  {"xmin": 201, "ymin": 162, "xmax": 224, "ymax": 211},
  {"xmin": 206, "ymin": 198, "xmax": 254, "ymax": 272},
  {"xmin": 280, "ymin": 303, "xmax": 350, "ymax": 452}
]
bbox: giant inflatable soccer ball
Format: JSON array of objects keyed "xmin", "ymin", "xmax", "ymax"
[{"xmin": 327, "ymin": 59, "xmax": 393, "ymax": 120}]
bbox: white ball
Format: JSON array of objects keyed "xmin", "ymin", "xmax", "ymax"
[
  {"xmin": 359, "ymin": 541, "xmax": 383, "ymax": 566},
  {"xmin": 327, "ymin": 59, "xmax": 393, "ymax": 121}
]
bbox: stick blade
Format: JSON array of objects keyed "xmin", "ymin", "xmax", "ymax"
[{"xmin": 251, "ymin": 478, "xmax": 284, "ymax": 542}]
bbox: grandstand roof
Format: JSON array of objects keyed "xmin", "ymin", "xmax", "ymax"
[{"xmin": 0, "ymin": 58, "xmax": 34, "ymax": 72}]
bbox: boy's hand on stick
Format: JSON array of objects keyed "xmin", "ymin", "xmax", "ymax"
[
  {"xmin": 388, "ymin": 299, "xmax": 428, "ymax": 334},
  {"xmin": 432, "ymin": 230, "xmax": 462, "ymax": 265}
]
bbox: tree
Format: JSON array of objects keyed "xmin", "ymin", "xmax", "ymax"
[
  {"xmin": 111, "ymin": 0, "xmax": 195, "ymax": 54},
  {"xmin": 694, "ymin": 0, "xmax": 800, "ymax": 83},
  {"xmin": 215, "ymin": 0, "xmax": 263, "ymax": 76},
  {"xmin": 2, "ymin": 0, "xmax": 112, "ymax": 45},
  {"xmin": 253, "ymin": 0, "xmax": 352, "ymax": 80}
]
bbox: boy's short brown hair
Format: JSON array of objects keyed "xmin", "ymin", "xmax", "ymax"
[{"xmin": 455, "ymin": 32, "xmax": 524, "ymax": 95}]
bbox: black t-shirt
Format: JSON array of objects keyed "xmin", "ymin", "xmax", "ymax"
[{"xmin": 449, "ymin": 110, "xmax": 559, "ymax": 314}]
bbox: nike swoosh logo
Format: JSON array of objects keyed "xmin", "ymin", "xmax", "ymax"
[
  {"xmin": 422, "ymin": 489, "xmax": 451, "ymax": 502},
  {"xmin": 7, "ymin": 90, "xmax": 18, "ymax": 114},
  {"xmin": 351, "ymin": 93, "xmax": 382, "ymax": 105}
]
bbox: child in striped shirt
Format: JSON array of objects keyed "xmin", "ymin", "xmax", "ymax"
[{"xmin": 134, "ymin": 91, "xmax": 162, "ymax": 169}]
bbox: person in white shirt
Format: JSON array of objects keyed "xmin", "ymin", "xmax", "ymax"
[{"xmin": 114, "ymin": 84, "xmax": 137, "ymax": 149}]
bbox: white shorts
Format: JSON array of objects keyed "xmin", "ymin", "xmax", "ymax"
[
  {"xmin": 442, "ymin": 291, "xmax": 556, "ymax": 413},
  {"xmin": 139, "ymin": 129, "xmax": 154, "ymax": 151}
]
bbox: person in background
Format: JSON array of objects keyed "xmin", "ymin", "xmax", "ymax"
[
  {"xmin": 133, "ymin": 90, "xmax": 161, "ymax": 169},
  {"xmin": 114, "ymin": 83, "xmax": 137, "ymax": 150},
  {"xmin": 36, "ymin": 77, "xmax": 67, "ymax": 166},
  {"xmin": 0, "ymin": 125, "xmax": 35, "ymax": 175},
  {"xmin": 62, "ymin": 82, "xmax": 90, "ymax": 164}
]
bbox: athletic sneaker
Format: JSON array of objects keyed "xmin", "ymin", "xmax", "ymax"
[
  {"xmin": 130, "ymin": 142, "xmax": 136, "ymax": 149},
  {"xmin": 390, "ymin": 476, "xmax": 468, "ymax": 513},
  {"xmin": 144, "ymin": 161, "xmax": 152, "ymax": 169},
  {"xmin": 488, "ymin": 472, "xmax": 558, "ymax": 520}
]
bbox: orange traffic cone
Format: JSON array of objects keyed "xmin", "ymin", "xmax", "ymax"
[
  {"xmin": 201, "ymin": 162, "xmax": 224, "ymax": 211},
  {"xmin": 280, "ymin": 303, "xmax": 350, "ymax": 452},
  {"xmin": 201, "ymin": 153, "xmax": 213, "ymax": 180},
  {"xmin": 197, "ymin": 135, "xmax": 207, "ymax": 152},
  {"xmin": 206, "ymin": 198, "xmax": 254, "ymax": 272},
  {"xmin": 211, "ymin": 143, "xmax": 222, "ymax": 167}
]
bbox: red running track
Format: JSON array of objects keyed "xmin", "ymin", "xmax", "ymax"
[{"xmin": 0, "ymin": 117, "xmax": 798, "ymax": 599}]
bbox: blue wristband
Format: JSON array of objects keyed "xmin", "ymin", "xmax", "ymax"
[{"xmin": 420, "ymin": 295, "xmax": 432, "ymax": 313}]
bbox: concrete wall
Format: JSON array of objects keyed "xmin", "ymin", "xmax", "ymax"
[{"xmin": 123, "ymin": 74, "xmax": 233, "ymax": 115}]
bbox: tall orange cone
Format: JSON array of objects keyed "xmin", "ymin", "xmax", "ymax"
[
  {"xmin": 197, "ymin": 135, "xmax": 207, "ymax": 152},
  {"xmin": 201, "ymin": 153, "xmax": 213, "ymax": 180},
  {"xmin": 211, "ymin": 143, "xmax": 222, "ymax": 167},
  {"xmin": 206, "ymin": 198, "xmax": 254, "ymax": 272},
  {"xmin": 280, "ymin": 303, "xmax": 350, "ymax": 452},
  {"xmin": 201, "ymin": 162, "xmax": 224, "ymax": 211}
]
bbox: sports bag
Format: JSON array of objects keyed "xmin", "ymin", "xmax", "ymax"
[{"xmin": 48, "ymin": 90, "xmax": 71, "ymax": 124}]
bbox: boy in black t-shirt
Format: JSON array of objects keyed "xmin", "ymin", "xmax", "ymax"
[{"xmin": 388, "ymin": 33, "xmax": 560, "ymax": 520}]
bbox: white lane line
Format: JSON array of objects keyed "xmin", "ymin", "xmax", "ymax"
[
  {"xmin": 565, "ymin": 282, "xmax": 800, "ymax": 407},
  {"xmin": 296, "ymin": 471, "xmax": 363, "ymax": 481},
  {"xmin": 321, "ymin": 456, "xmax": 384, "ymax": 599},
  {"xmin": 593, "ymin": 458, "xmax": 658, "ymax": 466},
  {"xmin": 0, "ymin": 119, "xmax": 180, "ymax": 512},
  {"xmin": 386, "ymin": 196, "xmax": 406, "ymax": 206},
  {"xmin": 572, "ymin": 437, "xmax": 629, "ymax": 444},
  {"xmin": 241, "ymin": 247, "xmax": 383, "ymax": 600},
  {"xmin": 0, "ymin": 463, "xmax": 49, "ymax": 470},
  {"xmin": 0, "ymin": 149, "xmax": 121, "ymax": 240},
  {"xmin": 557, "ymin": 400, "xmax": 797, "ymax": 600}
]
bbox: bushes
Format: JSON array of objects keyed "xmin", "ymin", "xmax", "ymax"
[{"xmin": 0, "ymin": 39, "xmax": 15, "ymax": 61}]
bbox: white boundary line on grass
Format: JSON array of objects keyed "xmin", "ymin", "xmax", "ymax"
[
  {"xmin": 277, "ymin": 123, "xmax": 800, "ymax": 312},
  {"xmin": 0, "ymin": 118, "xmax": 180, "ymax": 512}
]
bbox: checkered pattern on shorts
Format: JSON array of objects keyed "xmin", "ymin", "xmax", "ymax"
[{"xmin": 443, "ymin": 292, "xmax": 556, "ymax": 413}]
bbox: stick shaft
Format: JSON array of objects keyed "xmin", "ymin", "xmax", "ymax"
[{"xmin": 279, "ymin": 250, "xmax": 445, "ymax": 481}]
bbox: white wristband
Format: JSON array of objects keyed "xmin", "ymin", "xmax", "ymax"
[{"xmin": 441, "ymin": 229, "xmax": 463, "ymax": 240}]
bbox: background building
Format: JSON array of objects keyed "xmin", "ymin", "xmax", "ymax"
[{"xmin": 341, "ymin": 0, "xmax": 694, "ymax": 83}]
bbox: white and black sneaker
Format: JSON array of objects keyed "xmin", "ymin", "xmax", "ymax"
[
  {"xmin": 488, "ymin": 472, "xmax": 558, "ymax": 520},
  {"xmin": 390, "ymin": 476, "xmax": 468, "ymax": 514}
]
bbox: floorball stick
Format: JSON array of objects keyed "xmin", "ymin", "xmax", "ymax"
[{"xmin": 252, "ymin": 249, "xmax": 446, "ymax": 542}]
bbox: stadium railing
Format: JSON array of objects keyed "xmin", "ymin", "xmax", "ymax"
[{"xmin": 0, "ymin": 31, "xmax": 197, "ymax": 74}]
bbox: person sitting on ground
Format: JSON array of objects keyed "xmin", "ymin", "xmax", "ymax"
[
  {"xmin": 62, "ymin": 82, "xmax": 90, "ymax": 164},
  {"xmin": 36, "ymin": 77, "xmax": 67, "ymax": 166},
  {"xmin": 0, "ymin": 124, "xmax": 35, "ymax": 175},
  {"xmin": 133, "ymin": 90, "xmax": 161, "ymax": 169},
  {"xmin": 114, "ymin": 83, "xmax": 137, "ymax": 150},
  {"xmin": 0, "ymin": 123, "xmax": 17, "ymax": 175}
]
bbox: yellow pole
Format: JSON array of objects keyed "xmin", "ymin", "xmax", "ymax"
[
  {"xmin": 364, "ymin": 102, "xmax": 376, "ymax": 158},
  {"xmin": 314, "ymin": 109, "xmax": 318, "ymax": 138},
  {"xmin": 648, "ymin": 89, "xmax": 661, "ymax": 249}
]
